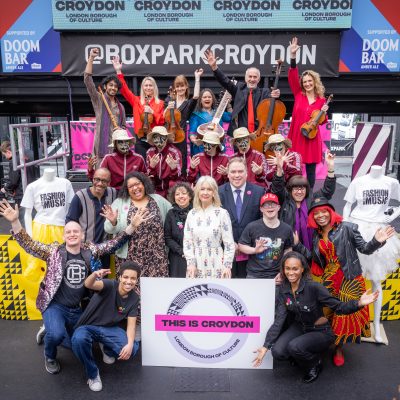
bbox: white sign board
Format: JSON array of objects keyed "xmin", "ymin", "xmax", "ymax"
[{"xmin": 141, "ymin": 278, "xmax": 275, "ymax": 369}]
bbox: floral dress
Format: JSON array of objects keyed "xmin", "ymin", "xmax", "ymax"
[
  {"xmin": 318, "ymin": 238, "xmax": 371, "ymax": 345},
  {"xmin": 183, "ymin": 206, "xmax": 235, "ymax": 278}
]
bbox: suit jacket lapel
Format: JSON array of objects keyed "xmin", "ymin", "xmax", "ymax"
[
  {"xmin": 225, "ymin": 184, "xmax": 238, "ymax": 222},
  {"xmin": 239, "ymin": 183, "xmax": 252, "ymax": 223}
]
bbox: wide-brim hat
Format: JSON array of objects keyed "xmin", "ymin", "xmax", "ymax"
[
  {"xmin": 232, "ymin": 127, "xmax": 256, "ymax": 141},
  {"xmin": 264, "ymin": 134, "xmax": 292, "ymax": 151},
  {"xmin": 200, "ymin": 131, "xmax": 223, "ymax": 150},
  {"xmin": 108, "ymin": 128, "xmax": 135, "ymax": 147},
  {"xmin": 147, "ymin": 125, "xmax": 174, "ymax": 146},
  {"xmin": 308, "ymin": 196, "xmax": 335, "ymax": 215}
]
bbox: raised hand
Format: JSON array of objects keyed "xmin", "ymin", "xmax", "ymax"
[
  {"xmin": 374, "ymin": 225, "xmax": 396, "ymax": 243},
  {"xmin": 358, "ymin": 289, "xmax": 379, "ymax": 307},
  {"xmin": 194, "ymin": 68, "xmax": 204, "ymax": 79},
  {"xmin": 251, "ymin": 161, "xmax": 263, "ymax": 175},
  {"xmin": 166, "ymin": 154, "xmax": 178, "ymax": 170},
  {"xmin": 289, "ymin": 37, "xmax": 300, "ymax": 58},
  {"xmin": 204, "ymin": 49, "xmax": 218, "ymax": 70},
  {"xmin": 325, "ymin": 152, "xmax": 335, "ymax": 171},
  {"xmin": 100, "ymin": 204, "xmax": 119, "ymax": 226},
  {"xmin": 252, "ymin": 347, "xmax": 268, "ymax": 368},
  {"xmin": 129, "ymin": 207, "xmax": 154, "ymax": 229},
  {"xmin": 254, "ymin": 238, "xmax": 267, "ymax": 254},
  {"xmin": 93, "ymin": 269, "xmax": 111, "ymax": 279},
  {"xmin": 89, "ymin": 47, "xmax": 100, "ymax": 59},
  {"xmin": 149, "ymin": 153, "xmax": 160, "ymax": 168},
  {"xmin": 88, "ymin": 155, "xmax": 98, "ymax": 172},
  {"xmin": 111, "ymin": 55, "xmax": 123, "ymax": 74},
  {"xmin": 217, "ymin": 164, "xmax": 228, "ymax": 175},
  {"xmin": 0, "ymin": 200, "xmax": 19, "ymax": 222},
  {"xmin": 190, "ymin": 155, "xmax": 201, "ymax": 170}
]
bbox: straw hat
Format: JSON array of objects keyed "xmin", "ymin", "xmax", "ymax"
[
  {"xmin": 232, "ymin": 127, "xmax": 256, "ymax": 141},
  {"xmin": 147, "ymin": 126, "xmax": 174, "ymax": 146},
  {"xmin": 108, "ymin": 128, "xmax": 135, "ymax": 147},
  {"xmin": 201, "ymin": 131, "xmax": 223, "ymax": 150},
  {"xmin": 264, "ymin": 134, "xmax": 292, "ymax": 151}
]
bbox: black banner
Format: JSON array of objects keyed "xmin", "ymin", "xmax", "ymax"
[
  {"xmin": 60, "ymin": 32, "xmax": 340, "ymax": 77},
  {"xmin": 329, "ymin": 139, "xmax": 355, "ymax": 156}
]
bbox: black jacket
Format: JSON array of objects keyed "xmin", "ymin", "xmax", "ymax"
[
  {"xmin": 271, "ymin": 173, "xmax": 336, "ymax": 229},
  {"xmin": 164, "ymin": 204, "xmax": 191, "ymax": 277},
  {"xmin": 3, "ymin": 159, "xmax": 23, "ymax": 201},
  {"xmin": 264, "ymin": 278, "xmax": 360, "ymax": 349},
  {"xmin": 294, "ymin": 222, "xmax": 384, "ymax": 280},
  {"xmin": 213, "ymin": 68, "xmax": 271, "ymax": 135}
]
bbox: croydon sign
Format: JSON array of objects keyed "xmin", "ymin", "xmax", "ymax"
[{"xmin": 141, "ymin": 278, "xmax": 275, "ymax": 369}]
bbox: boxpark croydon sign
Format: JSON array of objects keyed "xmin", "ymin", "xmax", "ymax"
[{"xmin": 141, "ymin": 278, "xmax": 275, "ymax": 369}]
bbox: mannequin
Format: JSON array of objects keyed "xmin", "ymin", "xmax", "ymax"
[
  {"xmin": 343, "ymin": 165, "xmax": 400, "ymax": 342},
  {"xmin": 20, "ymin": 168, "xmax": 75, "ymax": 319}
]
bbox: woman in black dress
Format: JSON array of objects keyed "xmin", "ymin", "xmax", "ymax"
[{"xmin": 164, "ymin": 182, "xmax": 194, "ymax": 277}]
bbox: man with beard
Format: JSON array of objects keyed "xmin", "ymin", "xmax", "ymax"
[
  {"xmin": 88, "ymin": 129, "xmax": 146, "ymax": 190},
  {"xmin": 187, "ymin": 131, "xmax": 229, "ymax": 186},
  {"xmin": 231, "ymin": 127, "xmax": 267, "ymax": 187},
  {"xmin": 84, "ymin": 48, "xmax": 126, "ymax": 161},
  {"xmin": 146, "ymin": 126, "xmax": 182, "ymax": 197}
]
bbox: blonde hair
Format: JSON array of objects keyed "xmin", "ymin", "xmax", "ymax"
[
  {"xmin": 193, "ymin": 176, "xmax": 221, "ymax": 209},
  {"xmin": 173, "ymin": 75, "xmax": 190, "ymax": 99},
  {"xmin": 300, "ymin": 70, "xmax": 325, "ymax": 98},
  {"xmin": 140, "ymin": 76, "xmax": 160, "ymax": 104}
]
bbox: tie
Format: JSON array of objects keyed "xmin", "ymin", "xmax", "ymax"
[
  {"xmin": 247, "ymin": 89, "xmax": 255, "ymax": 132},
  {"xmin": 235, "ymin": 189, "xmax": 242, "ymax": 221}
]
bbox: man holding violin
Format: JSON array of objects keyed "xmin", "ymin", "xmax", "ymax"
[{"xmin": 204, "ymin": 49, "xmax": 281, "ymax": 135}]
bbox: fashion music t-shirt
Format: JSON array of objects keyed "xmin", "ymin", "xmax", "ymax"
[
  {"xmin": 344, "ymin": 174, "xmax": 400, "ymax": 222},
  {"xmin": 21, "ymin": 177, "xmax": 75, "ymax": 226}
]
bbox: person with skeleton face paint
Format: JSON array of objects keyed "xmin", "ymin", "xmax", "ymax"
[
  {"xmin": 265, "ymin": 134, "xmax": 302, "ymax": 184},
  {"xmin": 88, "ymin": 129, "xmax": 146, "ymax": 190},
  {"xmin": 187, "ymin": 131, "xmax": 229, "ymax": 186},
  {"xmin": 232, "ymin": 127, "xmax": 267, "ymax": 187},
  {"xmin": 146, "ymin": 126, "xmax": 182, "ymax": 198}
]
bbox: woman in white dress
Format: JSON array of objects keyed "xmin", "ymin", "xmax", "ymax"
[{"xmin": 184, "ymin": 176, "xmax": 235, "ymax": 278}]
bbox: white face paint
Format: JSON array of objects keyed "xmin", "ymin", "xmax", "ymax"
[
  {"xmin": 116, "ymin": 140, "xmax": 131, "ymax": 154},
  {"xmin": 152, "ymin": 134, "xmax": 167, "ymax": 150},
  {"xmin": 271, "ymin": 143, "xmax": 285, "ymax": 155},
  {"xmin": 236, "ymin": 137, "xmax": 250, "ymax": 153},
  {"xmin": 203, "ymin": 142, "xmax": 218, "ymax": 155}
]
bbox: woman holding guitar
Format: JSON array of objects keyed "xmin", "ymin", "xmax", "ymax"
[
  {"xmin": 288, "ymin": 37, "xmax": 329, "ymax": 189},
  {"xmin": 112, "ymin": 56, "xmax": 165, "ymax": 159},
  {"xmin": 164, "ymin": 69, "xmax": 203, "ymax": 174}
]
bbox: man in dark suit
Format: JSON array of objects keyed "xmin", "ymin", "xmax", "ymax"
[
  {"xmin": 219, "ymin": 157, "xmax": 265, "ymax": 278},
  {"xmin": 204, "ymin": 49, "xmax": 280, "ymax": 135}
]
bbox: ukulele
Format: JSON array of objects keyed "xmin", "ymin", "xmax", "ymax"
[{"xmin": 301, "ymin": 94, "xmax": 333, "ymax": 139}]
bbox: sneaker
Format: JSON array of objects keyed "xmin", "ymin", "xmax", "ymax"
[
  {"xmin": 87, "ymin": 373, "xmax": 102, "ymax": 392},
  {"xmin": 99, "ymin": 343, "xmax": 115, "ymax": 365},
  {"xmin": 45, "ymin": 357, "xmax": 60, "ymax": 374},
  {"xmin": 36, "ymin": 325, "xmax": 46, "ymax": 345}
]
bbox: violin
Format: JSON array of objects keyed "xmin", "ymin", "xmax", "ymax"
[
  {"xmin": 165, "ymin": 86, "xmax": 185, "ymax": 143},
  {"xmin": 138, "ymin": 96, "xmax": 154, "ymax": 139},
  {"xmin": 252, "ymin": 60, "xmax": 286, "ymax": 156},
  {"xmin": 301, "ymin": 94, "xmax": 333, "ymax": 139}
]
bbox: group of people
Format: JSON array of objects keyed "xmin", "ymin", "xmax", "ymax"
[{"xmin": 1, "ymin": 36, "xmax": 399, "ymax": 391}]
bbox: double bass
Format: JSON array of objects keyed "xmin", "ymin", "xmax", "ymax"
[
  {"xmin": 301, "ymin": 94, "xmax": 333, "ymax": 139},
  {"xmin": 252, "ymin": 60, "xmax": 286, "ymax": 155},
  {"xmin": 165, "ymin": 86, "xmax": 185, "ymax": 143},
  {"xmin": 138, "ymin": 96, "xmax": 154, "ymax": 139}
]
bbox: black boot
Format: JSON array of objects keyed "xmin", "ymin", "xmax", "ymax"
[{"xmin": 302, "ymin": 360, "xmax": 322, "ymax": 383}]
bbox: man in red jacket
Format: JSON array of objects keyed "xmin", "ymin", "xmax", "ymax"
[
  {"xmin": 146, "ymin": 126, "xmax": 182, "ymax": 197},
  {"xmin": 88, "ymin": 129, "xmax": 146, "ymax": 190},
  {"xmin": 188, "ymin": 131, "xmax": 229, "ymax": 186}
]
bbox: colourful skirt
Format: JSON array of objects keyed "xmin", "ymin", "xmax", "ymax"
[{"xmin": 323, "ymin": 261, "xmax": 371, "ymax": 345}]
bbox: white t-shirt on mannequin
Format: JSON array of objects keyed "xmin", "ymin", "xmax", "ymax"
[
  {"xmin": 344, "ymin": 174, "xmax": 400, "ymax": 223},
  {"xmin": 21, "ymin": 177, "xmax": 75, "ymax": 226}
]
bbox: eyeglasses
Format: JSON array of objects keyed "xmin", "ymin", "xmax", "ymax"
[
  {"xmin": 93, "ymin": 177, "xmax": 110, "ymax": 185},
  {"xmin": 292, "ymin": 186, "xmax": 306, "ymax": 192},
  {"xmin": 127, "ymin": 182, "xmax": 143, "ymax": 190},
  {"xmin": 262, "ymin": 202, "xmax": 278, "ymax": 208}
]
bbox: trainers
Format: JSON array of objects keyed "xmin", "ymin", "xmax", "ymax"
[
  {"xmin": 45, "ymin": 357, "xmax": 60, "ymax": 374},
  {"xmin": 87, "ymin": 373, "xmax": 102, "ymax": 391},
  {"xmin": 36, "ymin": 325, "xmax": 46, "ymax": 345},
  {"xmin": 99, "ymin": 343, "xmax": 115, "ymax": 364}
]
